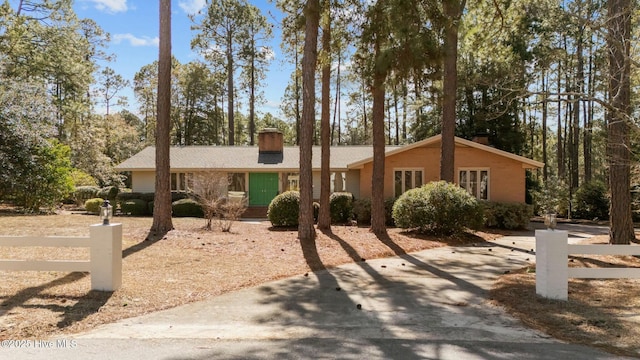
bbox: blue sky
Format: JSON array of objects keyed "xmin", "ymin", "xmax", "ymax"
[{"xmin": 70, "ymin": 0, "xmax": 291, "ymax": 118}]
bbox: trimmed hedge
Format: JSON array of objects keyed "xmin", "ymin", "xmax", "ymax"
[
  {"xmin": 329, "ymin": 192, "xmax": 354, "ymax": 223},
  {"xmin": 74, "ymin": 186, "xmax": 100, "ymax": 205},
  {"xmin": 353, "ymin": 198, "xmax": 396, "ymax": 226},
  {"xmin": 98, "ymin": 186, "xmax": 119, "ymax": 202},
  {"xmin": 117, "ymin": 192, "xmax": 155, "ymax": 203},
  {"xmin": 482, "ymin": 201, "xmax": 532, "ymax": 230},
  {"xmin": 85, "ymin": 198, "xmax": 104, "ymax": 214},
  {"xmin": 172, "ymin": 198, "xmax": 204, "ymax": 217},
  {"xmin": 121, "ymin": 199, "xmax": 149, "ymax": 216},
  {"xmin": 392, "ymin": 181, "xmax": 483, "ymax": 235},
  {"xmin": 268, "ymin": 191, "xmax": 300, "ymax": 227},
  {"xmin": 115, "ymin": 191, "xmax": 189, "ymax": 203}
]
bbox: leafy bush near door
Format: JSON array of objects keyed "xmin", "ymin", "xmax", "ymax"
[{"xmin": 268, "ymin": 191, "xmax": 300, "ymax": 227}]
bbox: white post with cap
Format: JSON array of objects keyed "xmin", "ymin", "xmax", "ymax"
[{"xmin": 535, "ymin": 229, "xmax": 569, "ymax": 300}]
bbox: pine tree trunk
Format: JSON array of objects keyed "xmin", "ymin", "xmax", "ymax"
[
  {"xmin": 541, "ymin": 70, "xmax": 548, "ymax": 182},
  {"xmin": 440, "ymin": 0, "xmax": 462, "ymax": 183},
  {"xmin": 607, "ymin": 0, "xmax": 634, "ymax": 244},
  {"xmin": 371, "ymin": 66, "xmax": 387, "ymax": 235},
  {"xmin": 151, "ymin": 0, "xmax": 174, "ymax": 235},
  {"xmin": 571, "ymin": 30, "xmax": 583, "ymax": 191},
  {"xmin": 318, "ymin": 7, "xmax": 331, "ymax": 231},
  {"xmin": 227, "ymin": 42, "xmax": 235, "ymax": 146},
  {"xmin": 249, "ymin": 48, "xmax": 256, "ymax": 146},
  {"xmin": 299, "ymin": 0, "xmax": 320, "ymax": 242}
]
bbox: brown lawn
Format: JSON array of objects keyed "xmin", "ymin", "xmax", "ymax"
[
  {"xmin": 490, "ymin": 235, "xmax": 640, "ymax": 358},
  {"xmin": 0, "ymin": 211, "xmax": 484, "ymax": 340}
]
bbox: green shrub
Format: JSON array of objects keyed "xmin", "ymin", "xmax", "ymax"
[
  {"xmin": 71, "ymin": 169, "xmax": 98, "ymax": 187},
  {"xmin": 353, "ymin": 198, "xmax": 372, "ymax": 225},
  {"xmin": 573, "ymin": 181, "xmax": 609, "ymax": 220},
  {"xmin": 268, "ymin": 191, "xmax": 300, "ymax": 227},
  {"xmin": 117, "ymin": 192, "xmax": 155, "ymax": 203},
  {"xmin": 329, "ymin": 192, "xmax": 354, "ymax": 223},
  {"xmin": 392, "ymin": 181, "xmax": 483, "ymax": 235},
  {"xmin": 172, "ymin": 198, "xmax": 204, "ymax": 217},
  {"xmin": 171, "ymin": 191, "xmax": 189, "ymax": 202},
  {"xmin": 74, "ymin": 186, "xmax": 100, "ymax": 205},
  {"xmin": 313, "ymin": 202, "xmax": 320, "ymax": 223},
  {"xmin": 85, "ymin": 198, "xmax": 104, "ymax": 214},
  {"xmin": 353, "ymin": 197, "xmax": 396, "ymax": 226},
  {"xmin": 98, "ymin": 186, "xmax": 119, "ymax": 202},
  {"xmin": 482, "ymin": 201, "xmax": 532, "ymax": 230},
  {"xmin": 13, "ymin": 140, "xmax": 74, "ymax": 212},
  {"xmin": 121, "ymin": 199, "xmax": 149, "ymax": 216},
  {"xmin": 384, "ymin": 198, "xmax": 397, "ymax": 226}
]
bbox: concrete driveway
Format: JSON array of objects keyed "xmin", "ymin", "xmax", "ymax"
[{"xmin": 4, "ymin": 223, "xmax": 630, "ymax": 359}]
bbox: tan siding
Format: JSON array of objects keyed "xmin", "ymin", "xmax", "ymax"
[
  {"xmin": 312, "ymin": 171, "xmax": 321, "ymax": 200},
  {"xmin": 132, "ymin": 171, "xmax": 155, "ymax": 193},
  {"xmin": 358, "ymin": 145, "xmax": 528, "ymax": 203},
  {"xmin": 345, "ymin": 170, "xmax": 361, "ymax": 198}
]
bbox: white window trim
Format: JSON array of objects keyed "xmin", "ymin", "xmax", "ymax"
[
  {"xmin": 171, "ymin": 172, "xmax": 190, "ymax": 191},
  {"xmin": 393, "ymin": 168, "xmax": 424, "ymax": 196},
  {"xmin": 458, "ymin": 168, "xmax": 490, "ymax": 200},
  {"xmin": 228, "ymin": 172, "xmax": 248, "ymax": 193}
]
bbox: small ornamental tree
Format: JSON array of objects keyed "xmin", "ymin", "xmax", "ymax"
[
  {"xmin": 188, "ymin": 171, "xmax": 247, "ymax": 231},
  {"xmin": 189, "ymin": 171, "xmax": 228, "ymax": 229}
]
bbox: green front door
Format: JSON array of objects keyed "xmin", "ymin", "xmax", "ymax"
[{"xmin": 249, "ymin": 173, "xmax": 279, "ymax": 206}]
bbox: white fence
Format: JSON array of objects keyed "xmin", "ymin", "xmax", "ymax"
[
  {"xmin": 0, "ymin": 224, "xmax": 122, "ymax": 291},
  {"xmin": 536, "ymin": 229, "xmax": 640, "ymax": 300}
]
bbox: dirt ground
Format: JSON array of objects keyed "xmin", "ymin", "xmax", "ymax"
[
  {"xmin": 1, "ymin": 211, "xmax": 639, "ymax": 357},
  {"xmin": 490, "ymin": 233, "xmax": 640, "ymax": 358},
  {"xmin": 0, "ymin": 212, "xmax": 486, "ymax": 340}
]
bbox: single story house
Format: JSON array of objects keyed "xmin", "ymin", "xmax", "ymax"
[{"xmin": 116, "ymin": 129, "xmax": 544, "ymax": 210}]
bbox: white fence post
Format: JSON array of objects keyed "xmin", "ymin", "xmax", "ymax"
[
  {"xmin": 535, "ymin": 229, "xmax": 569, "ymax": 300},
  {"xmin": 89, "ymin": 223, "xmax": 122, "ymax": 291}
]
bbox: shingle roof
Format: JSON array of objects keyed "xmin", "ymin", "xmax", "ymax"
[
  {"xmin": 116, "ymin": 135, "xmax": 544, "ymax": 172},
  {"xmin": 115, "ymin": 145, "xmax": 402, "ymax": 172}
]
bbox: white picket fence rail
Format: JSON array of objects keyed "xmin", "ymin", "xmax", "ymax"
[
  {"xmin": 536, "ymin": 230, "xmax": 640, "ymax": 300},
  {"xmin": 0, "ymin": 224, "xmax": 123, "ymax": 291}
]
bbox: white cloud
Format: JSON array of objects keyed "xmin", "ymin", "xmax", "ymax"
[
  {"xmin": 112, "ymin": 33, "xmax": 159, "ymax": 47},
  {"xmin": 87, "ymin": 0, "xmax": 128, "ymax": 13},
  {"xmin": 260, "ymin": 47, "xmax": 275, "ymax": 62},
  {"xmin": 179, "ymin": 0, "xmax": 207, "ymax": 15}
]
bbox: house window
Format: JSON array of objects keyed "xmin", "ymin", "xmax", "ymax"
[
  {"xmin": 171, "ymin": 172, "xmax": 192, "ymax": 191},
  {"xmin": 229, "ymin": 173, "xmax": 246, "ymax": 192},
  {"xmin": 288, "ymin": 173, "xmax": 300, "ymax": 191},
  {"xmin": 394, "ymin": 169, "xmax": 423, "ymax": 197},
  {"xmin": 459, "ymin": 169, "xmax": 489, "ymax": 200}
]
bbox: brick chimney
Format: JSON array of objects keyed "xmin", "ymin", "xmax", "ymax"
[
  {"xmin": 258, "ymin": 128, "xmax": 283, "ymax": 153},
  {"xmin": 472, "ymin": 133, "xmax": 490, "ymax": 146}
]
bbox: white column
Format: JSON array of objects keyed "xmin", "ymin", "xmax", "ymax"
[
  {"xmin": 89, "ymin": 223, "xmax": 123, "ymax": 291},
  {"xmin": 535, "ymin": 230, "xmax": 568, "ymax": 300}
]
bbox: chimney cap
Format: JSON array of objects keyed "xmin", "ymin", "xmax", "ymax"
[{"xmin": 260, "ymin": 128, "xmax": 281, "ymax": 133}]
